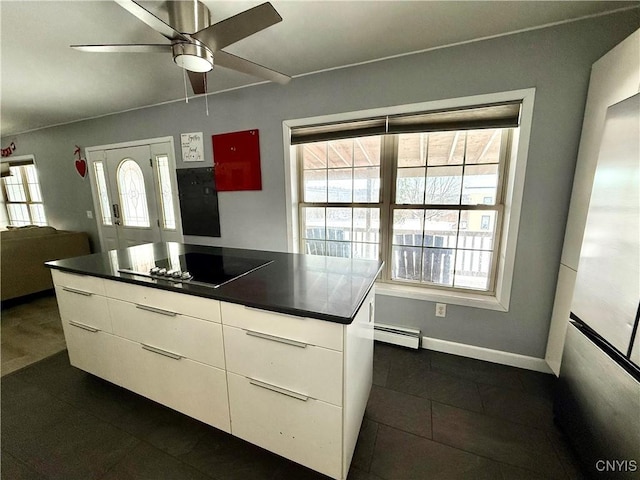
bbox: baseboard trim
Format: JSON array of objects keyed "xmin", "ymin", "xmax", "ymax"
[{"xmin": 421, "ymin": 336, "xmax": 553, "ymax": 374}]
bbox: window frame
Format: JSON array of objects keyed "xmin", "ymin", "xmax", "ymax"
[
  {"xmin": 1, "ymin": 155, "xmax": 48, "ymax": 227},
  {"xmin": 284, "ymin": 89, "xmax": 536, "ymax": 311}
]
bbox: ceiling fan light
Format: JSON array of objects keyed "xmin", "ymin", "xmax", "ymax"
[{"xmin": 172, "ymin": 42, "xmax": 213, "ymax": 73}]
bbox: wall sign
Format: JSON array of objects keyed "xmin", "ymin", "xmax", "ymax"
[
  {"xmin": 181, "ymin": 132, "xmax": 204, "ymax": 162},
  {"xmin": 212, "ymin": 129, "xmax": 262, "ymax": 191}
]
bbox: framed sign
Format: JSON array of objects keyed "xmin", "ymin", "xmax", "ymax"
[{"xmin": 181, "ymin": 132, "xmax": 204, "ymax": 162}]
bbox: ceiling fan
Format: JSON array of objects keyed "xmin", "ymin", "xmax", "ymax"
[{"xmin": 71, "ymin": 0, "xmax": 291, "ymax": 95}]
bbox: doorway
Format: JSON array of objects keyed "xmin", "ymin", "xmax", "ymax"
[{"xmin": 86, "ymin": 137, "xmax": 183, "ymax": 251}]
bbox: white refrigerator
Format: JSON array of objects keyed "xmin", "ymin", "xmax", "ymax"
[{"xmin": 554, "ymin": 93, "xmax": 640, "ymax": 478}]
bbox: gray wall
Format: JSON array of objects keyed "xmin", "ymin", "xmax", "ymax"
[{"xmin": 4, "ymin": 10, "xmax": 638, "ymax": 359}]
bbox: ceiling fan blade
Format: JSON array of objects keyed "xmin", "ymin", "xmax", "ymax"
[
  {"xmin": 187, "ymin": 71, "xmax": 207, "ymax": 95},
  {"xmin": 113, "ymin": 0, "xmax": 189, "ymax": 41},
  {"xmin": 71, "ymin": 44, "xmax": 171, "ymax": 53},
  {"xmin": 192, "ymin": 2, "xmax": 282, "ymax": 52},
  {"xmin": 215, "ymin": 50, "xmax": 290, "ymax": 84}
]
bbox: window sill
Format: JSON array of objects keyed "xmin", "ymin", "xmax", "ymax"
[{"xmin": 374, "ymin": 281, "xmax": 509, "ymax": 312}]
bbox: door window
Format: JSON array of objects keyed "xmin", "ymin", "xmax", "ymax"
[{"xmin": 117, "ymin": 159, "xmax": 150, "ymax": 227}]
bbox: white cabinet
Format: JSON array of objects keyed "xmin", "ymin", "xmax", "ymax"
[
  {"xmin": 227, "ymin": 372, "xmax": 343, "ymax": 478},
  {"xmin": 53, "ymin": 270, "xmax": 375, "ymax": 480},
  {"xmin": 52, "ymin": 270, "xmax": 119, "ymax": 382},
  {"xmin": 221, "ymin": 290, "xmax": 375, "ymax": 479},
  {"xmin": 114, "ymin": 337, "xmax": 230, "ymax": 431},
  {"xmin": 52, "ymin": 271, "xmax": 230, "ymax": 432}
]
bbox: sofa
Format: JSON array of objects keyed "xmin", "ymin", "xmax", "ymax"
[{"xmin": 1, "ymin": 225, "xmax": 91, "ymax": 301}]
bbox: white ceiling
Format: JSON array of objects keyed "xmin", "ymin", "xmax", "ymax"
[{"xmin": 1, "ymin": 1, "xmax": 635, "ymax": 137}]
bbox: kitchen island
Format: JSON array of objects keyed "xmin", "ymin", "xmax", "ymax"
[{"xmin": 46, "ymin": 242, "xmax": 382, "ymax": 480}]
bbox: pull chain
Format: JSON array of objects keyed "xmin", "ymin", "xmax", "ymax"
[{"xmin": 204, "ymin": 73, "xmax": 209, "ymax": 116}]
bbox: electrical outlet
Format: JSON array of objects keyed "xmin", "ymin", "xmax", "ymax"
[
  {"xmin": 86, "ymin": 210, "xmax": 93, "ymax": 219},
  {"xmin": 435, "ymin": 303, "xmax": 447, "ymax": 317}
]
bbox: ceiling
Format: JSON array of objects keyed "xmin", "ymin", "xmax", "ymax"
[{"xmin": 1, "ymin": 1, "xmax": 636, "ymax": 137}]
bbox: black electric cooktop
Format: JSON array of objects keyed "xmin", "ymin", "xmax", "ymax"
[{"xmin": 119, "ymin": 252, "xmax": 272, "ymax": 288}]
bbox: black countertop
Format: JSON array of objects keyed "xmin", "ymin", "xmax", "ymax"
[{"xmin": 46, "ymin": 242, "xmax": 383, "ymax": 324}]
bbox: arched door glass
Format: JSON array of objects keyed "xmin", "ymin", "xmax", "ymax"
[{"xmin": 117, "ymin": 159, "xmax": 150, "ymax": 227}]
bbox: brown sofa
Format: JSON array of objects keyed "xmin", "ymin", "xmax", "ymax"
[{"xmin": 1, "ymin": 226, "xmax": 91, "ymax": 301}]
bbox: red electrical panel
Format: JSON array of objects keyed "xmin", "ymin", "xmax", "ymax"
[{"xmin": 212, "ymin": 129, "xmax": 262, "ymax": 191}]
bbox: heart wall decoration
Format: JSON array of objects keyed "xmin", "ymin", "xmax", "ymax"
[{"xmin": 74, "ymin": 145, "xmax": 87, "ymax": 178}]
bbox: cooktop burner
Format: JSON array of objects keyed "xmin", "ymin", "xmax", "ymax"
[{"xmin": 119, "ymin": 252, "xmax": 272, "ymax": 288}]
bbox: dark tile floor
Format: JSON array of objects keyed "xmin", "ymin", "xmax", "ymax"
[{"xmin": 1, "ymin": 343, "xmax": 586, "ymax": 480}]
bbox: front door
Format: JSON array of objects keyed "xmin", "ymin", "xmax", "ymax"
[
  {"xmin": 106, "ymin": 145, "xmax": 161, "ymax": 248},
  {"xmin": 87, "ymin": 138, "xmax": 183, "ymax": 251}
]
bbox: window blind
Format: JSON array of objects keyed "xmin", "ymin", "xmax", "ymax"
[{"xmin": 290, "ymin": 101, "xmax": 522, "ymax": 145}]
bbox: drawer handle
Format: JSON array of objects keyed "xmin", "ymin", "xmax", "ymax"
[
  {"xmin": 135, "ymin": 304, "xmax": 177, "ymax": 317},
  {"xmin": 141, "ymin": 343, "xmax": 183, "ymax": 360},
  {"xmin": 62, "ymin": 287, "xmax": 93, "ymax": 297},
  {"xmin": 244, "ymin": 306, "xmax": 302, "ymax": 320},
  {"xmin": 69, "ymin": 320, "xmax": 100, "ymax": 333},
  {"xmin": 248, "ymin": 378, "xmax": 309, "ymax": 402},
  {"xmin": 245, "ymin": 330, "xmax": 308, "ymax": 348}
]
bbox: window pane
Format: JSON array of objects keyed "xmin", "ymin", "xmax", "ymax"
[
  {"xmin": 353, "ymin": 136, "xmax": 381, "ymax": 166},
  {"xmin": 327, "ymin": 168, "xmax": 352, "ymax": 202},
  {"xmin": 303, "ymin": 143, "xmax": 327, "ymax": 169},
  {"xmin": 461, "ymin": 164, "xmax": 499, "ymax": 205},
  {"xmin": 117, "ymin": 159, "xmax": 150, "ymax": 227},
  {"xmin": 459, "ymin": 210, "xmax": 497, "ymax": 251},
  {"xmin": 326, "ymin": 207, "xmax": 352, "ymax": 241},
  {"xmin": 328, "ymin": 140, "xmax": 353, "ymax": 168},
  {"xmin": 24, "ymin": 165, "xmax": 43, "ymax": 202},
  {"xmin": 424, "ymin": 209, "xmax": 459, "ymax": 248},
  {"xmin": 353, "ymin": 208, "xmax": 380, "ymax": 244},
  {"xmin": 303, "ymin": 169, "xmax": 327, "ymax": 202},
  {"xmin": 423, "ymin": 248, "xmax": 455, "ymax": 286},
  {"xmin": 392, "ymin": 246, "xmax": 422, "ymax": 281},
  {"xmin": 454, "ymin": 250, "xmax": 493, "ymax": 290},
  {"xmin": 7, "ymin": 203, "xmax": 30, "ymax": 225},
  {"xmin": 353, "ymin": 167, "xmax": 380, "ymax": 203},
  {"xmin": 397, "ymin": 133, "xmax": 426, "ymax": 167},
  {"xmin": 28, "ymin": 204, "xmax": 47, "ymax": 226},
  {"xmin": 393, "ymin": 209, "xmax": 424, "ymax": 246},
  {"xmin": 352, "ymin": 242, "xmax": 379, "ymax": 260},
  {"xmin": 427, "ymin": 131, "xmax": 465, "ymax": 166},
  {"xmin": 93, "ymin": 162, "xmax": 112, "ymax": 225},
  {"xmin": 156, "ymin": 155, "xmax": 176, "ymax": 229},
  {"xmin": 4, "ymin": 167, "xmax": 26, "ymax": 202},
  {"xmin": 302, "ymin": 207, "xmax": 325, "ymax": 240},
  {"xmin": 304, "ymin": 239, "xmax": 325, "ymax": 255},
  {"xmin": 396, "ymin": 167, "xmax": 425, "ymax": 204},
  {"xmin": 326, "ymin": 241, "xmax": 351, "ymax": 258},
  {"xmin": 465, "ymin": 129, "xmax": 502, "ymax": 164},
  {"xmin": 425, "ymin": 166, "xmax": 463, "ymax": 205}
]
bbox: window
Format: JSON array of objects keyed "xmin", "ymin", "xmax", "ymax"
[
  {"xmin": 287, "ymin": 91, "xmax": 534, "ymax": 310},
  {"xmin": 116, "ymin": 159, "xmax": 150, "ymax": 227},
  {"xmin": 1, "ymin": 159, "xmax": 47, "ymax": 226}
]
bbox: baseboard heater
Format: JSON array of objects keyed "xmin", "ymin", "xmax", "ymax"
[{"xmin": 374, "ymin": 323, "xmax": 421, "ymax": 349}]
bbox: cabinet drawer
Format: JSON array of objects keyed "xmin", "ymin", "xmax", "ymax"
[
  {"xmin": 61, "ymin": 323, "xmax": 120, "ymax": 384},
  {"xmin": 221, "ymin": 302, "xmax": 343, "ymax": 351},
  {"xmin": 55, "ymin": 286, "xmax": 112, "ymax": 333},
  {"xmin": 114, "ymin": 337, "xmax": 230, "ymax": 432},
  {"xmin": 109, "ymin": 298, "xmax": 224, "ymax": 369},
  {"xmin": 104, "ymin": 280, "xmax": 221, "ymax": 323},
  {"xmin": 224, "ymin": 325, "xmax": 343, "ymax": 406},
  {"xmin": 227, "ymin": 372, "xmax": 342, "ymax": 479},
  {"xmin": 51, "ymin": 270, "xmax": 106, "ymax": 296}
]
